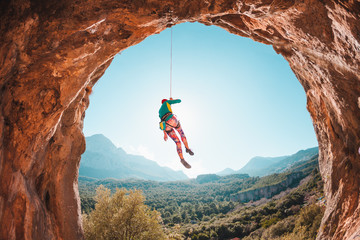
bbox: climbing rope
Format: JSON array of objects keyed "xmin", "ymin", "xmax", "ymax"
[{"xmin": 170, "ymin": 27, "xmax": 173, "ymax": 98}]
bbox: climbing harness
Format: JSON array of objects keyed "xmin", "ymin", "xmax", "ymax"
[
  {"xmin": 159, "ymin": 112, "xmax": 180, "ymax": 131},
  {"xmin": 161, "ymin": 112, "xmax": 172, "ymax": 122},
  {"xmin": 159, "ymin": 120, "xmax": 178, "ymax": 131},
  {"xmin": 159, "ymin": 112, "xmax": 172, "ymax": 130}
]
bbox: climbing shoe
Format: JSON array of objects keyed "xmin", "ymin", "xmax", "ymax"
[
  {"xmin": 180, "ymin": 159, "xmax": 191, "ymax": 169},
  {"xmin": 186, "ymin": 148, "xmax": 194, "ymax": 156}
]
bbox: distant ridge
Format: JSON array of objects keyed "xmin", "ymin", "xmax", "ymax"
[
  {"xmin": 80, "ymin": 134, "xmax": 188, "ymax": 181},
  {"xmin": 217, "ymin": 147, "xmax": 319, "ymax": 177},
  {"xmin": 236, "ymin": 155, "xmax": 288, "ymax": 177},
  {"xmin": 217, "ymin": 168, "xmax": 236, "ymax": 176}
]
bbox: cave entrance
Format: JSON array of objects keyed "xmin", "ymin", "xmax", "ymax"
[
  {"xmin": 81, "ymin": 22, "xmax": 318, "ymax": 179},
  {"xmin": 79, "ymin": 23, "xmax": 320, "ymax": 236},
  {"xmin": 1, "ymin": 1, "xmax": 359, "ymax": 239}
]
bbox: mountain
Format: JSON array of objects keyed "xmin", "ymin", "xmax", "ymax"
[
  {"xmin": 80, "ymin": 134, "xmax": 188, "ymax": 181},
  {"xmin": 238, "ymin": 147, "xmax": 319, "ymax": 176},
  {"xmin": 218, "ymin": 147, "xmax": 319, "ymax": 177},
  {"xmin": 262, "ymin": 147, "xmax": 319, "ymax": 174},
  {"xmin": 217, "ymin": 168, "xmax": 236, "ymax": 176},
  {"xmin": 237, "ymin": 156, "xmax": 288, "ymax": 176}
]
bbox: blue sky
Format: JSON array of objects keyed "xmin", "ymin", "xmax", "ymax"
[{"xmin": 83, "ymin": 22, "xmax": 318, "ymax": 178}]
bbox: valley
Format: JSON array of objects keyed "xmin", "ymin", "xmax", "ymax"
[{"xmin": 79, "ymin": 146, "xmax": 323, "ymax": 239}]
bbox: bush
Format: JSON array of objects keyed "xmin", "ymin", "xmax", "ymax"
[
  {"xmin": 261, "ymin": 217, "xmax": 280, "ymax": 228},
  {"xmin": 295, "ymin": 204, "xmax": 324, "ymax": 239},
  {"xmin": 82, "ymin": 185, "xmax": 166, "ymax": 240},
  {"xmin": 261, "ymin": 216, "xmax": 296, "ymax": 239},
  {"xmin": 278, "ymin": 226, "xmax": 309, "ymax": 240},
  {"xmin": 275, "ymin": 204, "xmax": 324, "ymax": 240},
  {"xmin": 197, "ymin": 232, "xmax": 209, "ymax": 240}
]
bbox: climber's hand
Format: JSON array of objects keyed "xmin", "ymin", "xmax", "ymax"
[
  {"xmin": 170, "ymin": 97, "xmax": 173, "ymax": 100},
  {"xmin": 164, "ymin": 132, "xmax": 168, "ymax": 141}
]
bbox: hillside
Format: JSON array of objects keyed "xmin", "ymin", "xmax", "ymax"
[
  {"xmin": 79, "ymin": 150, "xmax": 320, "ymax": 228},
  {"xmin": 80, "ymin": 134, "xmax": 188, "ymax": 181},
  {"xmin": 181, "ymin": 168, "xmax": 324, "ymax": 240},
  {"xmin": 219, "ymin": 147, "xmax": 318, "ymax": 177}
]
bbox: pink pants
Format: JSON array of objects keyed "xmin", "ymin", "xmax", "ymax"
[{"xmin": 165, "ymin": 116, "xmax": 188, "ymax": 155}]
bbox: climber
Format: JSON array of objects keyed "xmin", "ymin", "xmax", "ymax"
[{"xmin": 159, "ymin": 98, "xmax": 194, "ymax": 169}]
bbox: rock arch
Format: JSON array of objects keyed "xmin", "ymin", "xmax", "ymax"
[{"xmin": 0, "ymin": 0, "xmax": 359, "ymax": 239}]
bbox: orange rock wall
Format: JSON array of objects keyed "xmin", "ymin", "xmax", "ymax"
[{"xmin": 0, "ymin": 0, "xmax": 359, "ymax": 239}]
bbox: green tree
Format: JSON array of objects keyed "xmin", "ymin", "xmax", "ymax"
[
  {"xmin": 82, "ymin": 185, "xmax": 166, "ymax": 240},
  {"xmin": 197, "ymin": 232, "xmax": 209, "ymax": 240}
]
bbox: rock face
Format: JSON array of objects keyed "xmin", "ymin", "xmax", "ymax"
[{"xmin": 0, "ymin": 0, "xmax": 359, "ymax": 239}]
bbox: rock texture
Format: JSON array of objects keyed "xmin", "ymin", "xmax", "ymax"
[{"xmin": 0, "ymin": 0, "xmax": 359, "ymax": 239}]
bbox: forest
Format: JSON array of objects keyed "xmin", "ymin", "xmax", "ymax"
[{"xmin": 79, "ymin": 155, "xmax": 324, "ymax": 239}]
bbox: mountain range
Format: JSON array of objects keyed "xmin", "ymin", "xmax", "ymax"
[
  {"xmin": 81, "ymin": 134, "xmax": 318, "ymax": 181},
  {"xmin": 80, "ymin": 134, "xmax": 188, "ymax": 181},
  {"xmin": 217, "ymin": 146, "xmax": 318, "ymax": 177}
]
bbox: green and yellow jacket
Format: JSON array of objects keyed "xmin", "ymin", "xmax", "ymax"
[{"xmin": 158, "ymin": 99, "xmax": 181, "ymax": 121}]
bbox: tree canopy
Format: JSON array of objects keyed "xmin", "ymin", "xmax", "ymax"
[{"xmin": 82, "ymin": 185, "xmax": 166, "ymax": 240}]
